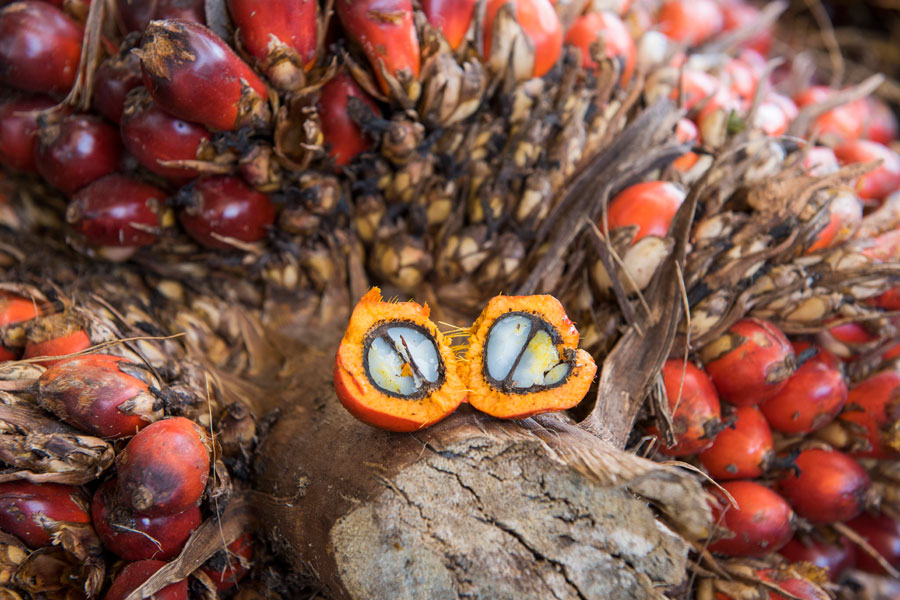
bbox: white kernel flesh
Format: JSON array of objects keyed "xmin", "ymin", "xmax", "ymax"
[
  {"xmin": 367, "ymin": 336, "xmax": 419, "ymax": 395},
  {"xmin": 386, "ymin": 327, "xmax": 441, "ymax": 383},
  {"xmin": 512, "ymin": 330, "xmax": 568, "ymax": 388},
  {"xmin": 486, "ymin": 315, "xmax": 532, "ymax": 381}
]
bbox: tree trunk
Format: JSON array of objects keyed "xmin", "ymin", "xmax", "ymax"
[{"xmin": 253, "ymin": 343, "xmax": 711, "ymax": 600}]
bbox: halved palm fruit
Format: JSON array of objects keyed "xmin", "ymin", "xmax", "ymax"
[
  {"xmin": 464, "ymin": 295, "xmax": 596, "ymax": 419},
  {"xmin": 334, "ymin": 288, "xmax": 467, "ymax": 431}
]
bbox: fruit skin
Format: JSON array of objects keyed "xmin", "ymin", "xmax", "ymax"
[
  {"xmin": 565, "ymin": 11, "xmax": 636, "ymax": 86},
  {"xmin": 336, "ymin": 0, "xmax": 420, "ymax": 94},
  {"xmin": 700, "ymin": 318, "xmax": 795, "ymax": 406},
  {"xmin": 421, "ymin": 0, "xmax": 476, "ymax": 50},
  {"xmin": 803, "ymin": 188, "xmax": 862, "ymax": 254},
  {"xmin": 103, "ymin": 559, "xmax": 189, "ymax": 600},
  {"xmin": 649, "ymin": 359, "xmax": 721, "ymax": 456},
  {"xmin": 92, "ymin": 480, "xmax": 201, "ymax": 561},
  {"xmin": 0, "ymin": 95, "xmax": 57, "ymax": 172},
  {"xmin": 318, "ymin": 74, "xmax": 378, "ymax": 167},
  {"xmin": 655, "ymin": 0, "xmax": 723, "ymax": 45},
  {"xmin": 177, "ymin": 176, "xmax": 275, "ymax": 249},
  {"xmin": 35, "ymin": 114, "xmax": 122, "ymax": 195},
  {"xmin": 116, "ymin": 417, "xmax": 210, "ymax": 516},
  {"xmin": 708, "ymin": 480, "xmax": 794, "ymax": 557},
  {"xmin": 0, "ymin": 1, "xmax": 83, "ymax": 95},
  {"xmin": 120, "ymin": 90, "xmax": 212, "ymax": 182},
  {"xmin": 778, "ymin": 448, "xmax": 870, "ymax": 523},
  {"xmin": 779, "ymin": 534, "xmax": 857, "ymax": 581},
  {"xmin": 834, "ymin": 139, "xmax": 900, "ymax": 204},
  {"xmin": 137, "ymin": 19, "xmax": 270, "ymax": 132},
  {"xmin": 699, "ymin": 405, "xmax": 773, "ymax": 480},
  {"xmin": 36, "ymin": 354, "xmax": 162, "ymax": 438},
  {"xmin": 92, "ymin": 51, "xmax": 143, "ymax": 124},
  {"xmin": 793, "ymin": 86, "xmax": 868, "ymax": 144},
  {"xmin": 483, "ymin": 0, "xmax": 562, "ymax": 78},
  {"xmin": 863, "ymin": 97, "xmax": 898, "ymax": 145},
  {"xmin": 846, "ymin": 512, "xmax": 900, "ymax": 575},
  {"xmin": 0, "ymin": 481, "xmax": 90, "ymax": 548},
  {"xmin": 67, "ymin": 174, "xmax": 164, "ymax": 247},
  {"xmin": 606, "ymin": 181, "xmax": 686, "ymax": 243},
  {"xmin": 117, "ymin": 0, "xmax": 205, "ymax": 33},
  {"xmin": 23, "ymin": 326, "xmax": 90, "ymax": 367},
  {"xmin": 839, "ymin": 370, "xmax": 900, "ymax": 458},
  {"xmin": 760, "ymin": 342, "xmax": 847, "ymax": 434},
  {"xmin": 199, "ymin": 532, "xmax": 254, "ymax": 591},
  {"xmin": 0, "ymin": 291, "xmax": 41, "ymax": 359}
]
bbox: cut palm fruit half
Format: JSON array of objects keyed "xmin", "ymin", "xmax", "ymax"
[
  {"xmin": 465, "ymin": 295, "xmax": 597, "ymax": 419},
  {"xmin": 334, "ymin": 288, "xmax": 467, "ymax": 431}
]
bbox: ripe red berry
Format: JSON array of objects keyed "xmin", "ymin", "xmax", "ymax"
[
  {"xmin": 226, "ymin": 0, "xmax": 318, "ymax": 91},
  {"xmin": 606, "ymin": 181, "xmax": 686, "ymax": 243},
  {"xmin": 708, "ymin": 480, "xmax": 794, "ymax": 557},
  {"xmin": 199, "ymin": 532, "xmax": 254, "ymax": 591},
  {"xmin": 92, "ymin": 480, "xmax": 201, "ymax": 561},
  {"xmin": 834, "ymin": 139, "xmax": 900, "ymax": 204},
  {"xmin": 803, "ymin": 188, "xmax": 862, "ymax": 254},
  {"xmin": 846, "ymin": 512, "xmax": 900, "ymax": 575},
  {"xmin": 839, "ymin": 370, "xmax": 900, "ymax": 458},
  {"xmin": 177, "ymin": 176, "xmax": 275, "ymax": 249},
  {"xmin": 656, "ymin": 0, "xmax": 723, "ymax": 45},
  {"xmin": 700, "ymin": 318, "xmax": 795, "ymax": 406},
  {"xmin": 116, "ymin": 417, "xmax": 210, "ymax": 516},
  {"xmin": 793, "ymin": 86, "xmax": 868, "ymax": 144},
  {"xmin": 671, "ymin": 69, "xmax": 720, "ymax": 111},
  {"xmin": 699, "ymin": 405, "xmax": 773, "ymax": 480},
  {"xmin": 753, "ymin": 570, "xmax": 829, "ymax": 600},
  {"xmin": 648, "ymin": 359, "xmax": 721, "ymax": 456},
  {"xmin": 863, "ymin": 97, "xmax": 898, "ymax": 145},
  {"xmin": 421, "ymin": 0, "xmax": 476, "ymax": 50},
  {"xmin": 336, "ymin": 0, "xmax": 421, "ymax": 94},
  {"xmin": 0, "ymin": 481, "xmax": 91, "ymax": 548},
  {"xmin": 483, "ymin": 0, "xmax": 562, "ymax": 79},
  {"xmin": 673, "ymin": 117, "xmax": 699, "ymax": 172},
  {"xmin": 116, "ymin": 0, "xmax": 205, "ymax": 33},
  {"xmin": 779, "ymin": 534, "xmax": 857, "ymax": 581},
  {"xmin": 37, "ymin": 354, "xmax": 162, "ymax": 438},
  {"xmin": 35, "ymin": 114, "xmax": 122, "ymax": 195},
  {"xmin": 22, "ymin": 314, "xmax": 90, "ymax": 366},
  {"xmin": 92, "ymin": 50, "xmax": 143, "ymax": 124},
  {"xmin": 137, "ymin": 19, "xmax": 270, "ymax": 132},
  {"xmin": 761, "ymin": 342, "xmax": 847, "ymax": 434},
  {"xmin": 121, "ymin": 90, "xmax": 212, "ymax": 182},
  {"xmin": 778, "ymin": 448, "xmax": 870, "ymax": 523},
  {"xmin": 318, "ymin": 73, "xmax": 378, "ymax": 167},
  {"xmin": 0, "ymin": 291, "xmax": 40, "ymax": 360},
  {"xmin": 0, "ymin": 1, "xmax": 83, "ymax": 95},
  {"xmin": 67, "ymin": 174, "xmax": 165, "ymax": 248},
  {"xmin": 103, "ymin": 559, "xmax": 189, "ymax": 600},
  {"xmin": 565, "ymin": 11, "xmax": 636, "ymax": 86},
  {"xmin": 0, "ymin": 94, "xmax": 57, "ymax": 172}
]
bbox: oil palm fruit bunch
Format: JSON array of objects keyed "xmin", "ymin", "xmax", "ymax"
[{"xmin": 1, "ymin": 0, "xmax": 900, "ymax": 598}]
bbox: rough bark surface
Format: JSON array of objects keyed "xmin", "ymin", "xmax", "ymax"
[{"xmin": 253, "ymin": 344, "xmax": 711, "ymax": 600}]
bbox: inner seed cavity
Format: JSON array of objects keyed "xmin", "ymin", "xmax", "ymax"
[
  {"xmin": 364, "ymin": 322, "xmax": 444, "ymax": 399},
  {"xmin": 483, "ymin": 312, "xmax": 572, "ymax": 393}
]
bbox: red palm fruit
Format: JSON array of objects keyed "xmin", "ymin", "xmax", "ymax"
[
  {"xmin": 648, "ymin": 359, "xmax": 721, "ymax": 456},
  {"xmin": 483, "ymin": 0, "xmax": 562, "ymax": 78},
  {"xmin": 199, "ymin": 532, "xmax": 254, "ymax": 591},
  {"xmin": 761, "ymin": 342, "xmax": 847, "ymax": 434},
  {"xmin": 422, "ymin": 0, "xmax": 476, "ymax": 50},
  {"xmin": 846, "ymin": 512, "xmax": 900, "ymax": 575},
  {"xmin": 92, "ymin": 51, "xmax": 142, "ymax": 124},
  {"xmin": 0, "ymin": 291, "xmax": 40, "ymax": 360},
  {"xmin": 779, "ymin": 534, "xmax": 857, "ymax": 581},
  {"xmin": 725, "ymin": 56, "xmax": 758, "ymax": 102},
  {"xmin": 121, "ymin": 90, "xmax": 211, "ymax": 182},
  {"xmin": 0, "ymin": 95, "xmax": 57, "ymax": 172},
  {"xmin": 117, "ymin": 0, "xmax": 205, "ymax": 33},
  {"xmin": 803, "ymin": 146, "xmax": 840, "ymax": 176},
  {"xmin": 804, "ymin": 189, "xmax": 862, "ymax": 254},
  {"xmin": 137, "ymin": 19, "xmax": 270, "ymax": 132},
  {"xmin": 834, "ymin": 139, "xmax": 900, "ymax": 204},
  {"xmin": 721, "ymin": 1, "xmax": 773, "ymax": 56},
  {"xmin": 92, "ymin": 480, "xmax": 201, "ymax": 561},
  {"xmin": 336, "ymin": 0, "xmax": 421, "ymax": 94},
  {"xmin": 318, "ymin": 73, "xmax": 378, "ymax": 167},
  {"xmin": 753, "ymin": 98, "xmax": 793, "ymax": 138},
  {"xmin": 672, "ymin": 117, "xmax": 699, "ymax": 171},
  {"xmin": 655, "ymin": 0, "xmax": 723, "ymax": 45},
  {"xmin": 863, "ymin": 97, "xmax": 898, "ymax": 145},
  {"xmin": 0, "ymin": 1, "xmax": 83, "ymax": 95},
  {"xmin": 816, "ymin": 320, "xmax": 877, "ymax": 361},
  {"xmin": 0, "ymin": 481, "xmax": 90, "ymax": 548},
  {"xmin": 226, "ymin": 0, "xmax": 317, "ymax": 91},
  {"xmin": 605, "ymin": 181, "xmax": 686, "ymax": 243},
  {"xmin": 708, "ymin": 481, "xmax": 794, "ymax": 557},
  {"xmin": 671, "ymin": 69, "xmax": 719, "ymax": 111},
  {"xmin": 699, "ymin": 406, "xmax": 773, "ymax": 480},
  {"xmin": 778, "ymin": 448, "xmax": 870, "ymax": 523},
  {"xmin": 839, "ymin": 370, "xmax": 900, "ymax": 458},
  {"xmin": 752, "ymin": 570, "xmax": 829, "ymax": 600},
  {"xmin": 793, "ymin": 86, "xmax": 868, "ymax": 144},
  {"xmin": 36, "ymin": 354, "xmax": 162, "ymax": 438},
  {"xmin": 35, "ymin": 114, "xmax": 122, "ymax": 195},
  {"xmin": 700, "ymin": 318, "xmax": 794, "ymax": 406},
  {"xmin": 103, "ymin": 559, "xmax": 188, "ymax": 600},
  {"xmin": 565, "ymin": 11, "xmax": 636, "ymax": 86},
  {"xmin": 22, "ymin": 314, "xmax": 90, "ymax": 367},
  {"xmin": 177, "ymin": 176, "xmax": 275, "ymax": 249},
  {"xmin": 66, "ymin": 174, "xmax": 165, "ymax": 248},
  {"xmin": 116, "ymin": 417, "xmax": 210, "ymax": 516}
]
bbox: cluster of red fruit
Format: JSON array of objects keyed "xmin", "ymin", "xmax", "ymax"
[{"xmin": 0, "ymin": 290, "xmax": 252, "ymax": 598}]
